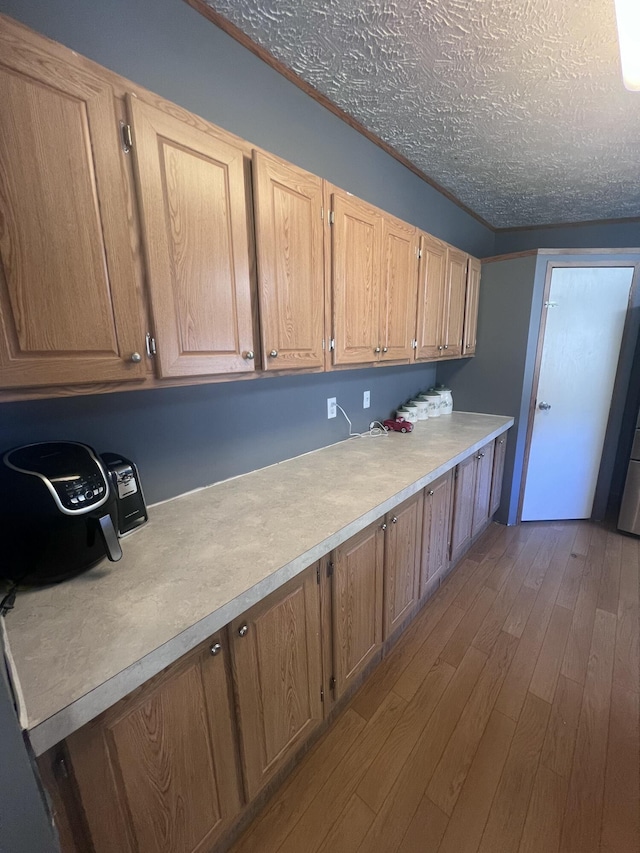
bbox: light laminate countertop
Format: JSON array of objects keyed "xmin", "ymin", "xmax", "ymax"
[{"xmin": 3, "ymin": 412, "xmax": 512, "ymax": 755}]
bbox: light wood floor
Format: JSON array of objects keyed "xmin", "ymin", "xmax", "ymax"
[{"xmin": 230, "ymin": 520, "xmax": 640, "ymax": 853}]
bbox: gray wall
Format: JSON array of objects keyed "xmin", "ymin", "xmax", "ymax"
[
  {"xmin": 436, "ymin": 255, "xmax": 540, "ymax": 524},
  {"xmin": 494, "ymin": 221, "xmax": 640, "ymax": 254},
  {"xmin": 0, "ymin": 639, "xmax": 58, "ymax": 853},
  {"xmin": 2, "ymin": 364, "xmax": 437, "ymax": 504}
]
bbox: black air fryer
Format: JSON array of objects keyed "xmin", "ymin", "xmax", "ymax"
[{"xmin": 0, "ymin": 441, "xmax": 123, "ymax": 585}]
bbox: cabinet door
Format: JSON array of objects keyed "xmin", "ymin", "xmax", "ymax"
[
  {"xmin": 415, "ymin": 233, "xmax": 447, "ymax": 360},
  {"xmin": 128, "ymin": 96, "xmax": 254, "ymax": 377},
  {"xmin": 472, "ymin": 441, "xmax": 496, "ymax": 538},
  {"xmin": 442, "ymin": 247, "xmax": 468, "ymax": 358},
  {"xmin": 450, "ymin": 454, "xmax": 477, "ymax": 563},
  {"xmin": 0, "ymin": 36, "xmax": 146, "ymax": 388},
  {"xmin": 332, "ymin": 521, "xmax": 384, "ymax": 697},
  {"xmin": 253, "ymin": 152, "xmax": 325, "ymax": 370},
  {"xmin": 230, "ymin": 565, "xmax": 323, "ymax": 800},
  {"xmin": 331, "ymin": 191, "xmax": 382, "ymax": 365},
  {"xmin": 65, "ymin": 635, "xmax": 242, "ymax": 853},
  {"xmin": 420, "ymin": 471, "xmax": 453, "ymax": 597},
  {"xmin": 463, "ymin": 256, "xmax": 481, "ymax": 356},
  {"xmin": 379, "ymin": 215, "xmax": 419, "ymax": 362},
  {"xmin": 490, "ymin": 434, "xmax": 508, "ymax": 517},
  {"xmin": 384, "ymin": 492, "xmax": 423, "ymax": 637}
]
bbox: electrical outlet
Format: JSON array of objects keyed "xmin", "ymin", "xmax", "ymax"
[
  {"xmin": 363, "ymin": 390, "xmax": 370, "ymax": 409},
  {"xmin": 327, "ymin": 397, "xmax": 337, "ymax": 419}
]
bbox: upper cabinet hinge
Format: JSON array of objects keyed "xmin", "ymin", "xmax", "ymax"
[
  {"xmin": 329, "ymin": 210, "xmax": 335, "ymax": 225},
  {"xmin": 120, "ymin": 121, "xmax": 133, "ymax": 154},
  {"xmin": 145, "ymin": 332, "xmax": 157, "ymax": 357}
]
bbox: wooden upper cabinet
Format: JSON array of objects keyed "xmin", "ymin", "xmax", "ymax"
[
  {"xmin": 331, "ymin": 520, "xmax": 384, "ymax": 697},
  {"xmin": 415, "ymin": 233, "xmax": 447, "ymax": 360},
  {"xmin": 442, "ymin": 247, "xmax": 468, "ymax": 358},
  {"xmin": 380, "ymin": 215, "xmax": 419, "ymax": 362},
  {"xmin": 0, "ymin": 35, "xmax": 146, "ymax": 389},
  {"xmin": 463, "ymin": 256, "xmax": 481, "ymax": 357},
  {"xmin": 229, "ymin": 566, "xmax": 323, "ymax": 801},
  {"xmin": 384, "ymin": 491, "xmax": 423, "ymax": 638},
  {"xmin": 252, "ymin": 152, "xmax": 325, "ymax": 370},
  {"xmin": 128, "ymin": 95, "xmax": 255, "ymax": 378},
  {"xmin": 330, "ymin": 190, "xmax": 382, "ymax": 365},
  {"xmin": 65, "ymin": 635, "xmax": 242, "ymax": 853}
]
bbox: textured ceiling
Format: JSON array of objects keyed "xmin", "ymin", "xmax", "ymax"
[{"xmin": 202, "ymin": 0, "xmax": 640, "ymax": 228}]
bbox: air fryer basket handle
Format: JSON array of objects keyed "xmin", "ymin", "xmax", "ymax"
[{"xmin": 98, "ymin": 513, "xmax": 122, "ymax": 562}]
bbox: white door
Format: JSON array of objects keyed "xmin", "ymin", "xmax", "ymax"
[{"xmin": 521, "ymin": 266, "xmax": 634, "ymax": 521}]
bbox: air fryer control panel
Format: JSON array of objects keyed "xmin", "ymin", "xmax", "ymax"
[{"xmin": 54, "ymin": 474, "xmax": 107, "ymax": 510}]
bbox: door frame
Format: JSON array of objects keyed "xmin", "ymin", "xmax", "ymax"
[{"xmin": 517, "ymin": 260, "xmax": 640, "ymax": 523}]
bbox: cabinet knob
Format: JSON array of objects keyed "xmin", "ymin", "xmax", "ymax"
[
  {"xmin": 480, "ymin": 452, "xmax": 485, "ymax": 457},
  {"xmin": 129, "ymin": 352, "xmax": 142, "ymax": 363},
  {"xmin": 210, "ymin": 643, "xmax": 222, "ymax": 656},
  {"xmin": 243, "ymin": 351, "xmax": 254, "ymax": 360},
  {"xmin": 428, "ymin": 490, "xmax": 434, "ymax": 496},
  {"xmin": 499, "ymin": 439, "xmax": 505, "ymax": 445},
  {"xmin": 269, "ymin": 349, "xmax": 278, "ymax": 358},
  {"xmin": 382, "ymin": 347, "xmax": 388, "ymax": 353},
  {"xmin": 392, "ymin": 516, "xmax": 398, "ymax": 524},
  {"xmin": 374, "ymin": 346, "xmax": 381, "ymax": 354},
  {"xmin": 444, "ymin": 345, "xmax": 449, "ymax": 350},
  {"xmin": 238, "ymin": 624, "xmax": 249, "ymax": 637},
  {"xmin": 438, "ymin": 345, "xmax": 444, "ymax": 351},
  {"xmin": 381, "ymin": 522, "xmax": 387, "ymax": 530}
]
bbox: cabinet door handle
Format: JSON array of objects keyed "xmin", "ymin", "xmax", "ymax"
[
  {"xmin": 382, "ymin": 347, "xmax": 388, "ymax": 353},
  {"xmin": 428, "ymin": 490, "xmax": 434, "ymax": 496},
  {"xmin": 269, "ymin": 349, "xmax": 278, "ymax": 358},
  {"xmin": 391, "ymin": 516, "xmax": 398, "ymax": 524},
  {"xmin": 480, "ymin": 452, "xmax": 485, "ymax": 457},
  {"xmin": 238, "ymin": 624, "xmax": 249, "ymax": 637},
  {"xmin": 444, "ymin": 345, "xmax": 449, "ymax": 350},
  {"xmin": 438, "ymin": 345, "xmax": 444, "ymax": 351},
  {"xmin": 381, "ymin": 522, "xmax": 387, "ymax": 530},
  {"xmin": 374, "ymin": 346, "xmax": 381, "ymax": 354},
  {"xmin": 129, "ymin": 352, "xmax": 142, "ymax": 363},
  {"xmin": 243, "ymin": 351, "xmax": 254, "ymax": 360},
  {"xmin": 210, "ymin": 643, "xmax": 222, "ymax": 656}
]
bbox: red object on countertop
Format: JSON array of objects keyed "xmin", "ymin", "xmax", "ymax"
[{"xmin": 382, "ymin": 417, "xmax": 414, "ymax": 433}]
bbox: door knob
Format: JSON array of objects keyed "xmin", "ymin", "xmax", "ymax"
[{"xmin": 538, "ymin": 402, "xmax": 551, "ymax": 411}]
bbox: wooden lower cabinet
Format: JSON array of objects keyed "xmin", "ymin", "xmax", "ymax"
[
  {"xmin": 490, "ymin": 434, "xmax": 508, "ymax": 516},
  {"xmin": 450, "ymin": 453, "xmax": 477, "ymax": 563},
  {"xmin": 471, "ymin": 440, "xmax": 496, "ymax": 538},
  {"xmin": 420, "ymin": 471, "xmax": 454, "ymax": 595},
  {"xmin": 331, "ymin": 520, "xmax": 385, "ymax": 699},
  {"xmin": 383, "ymin": 492, "xmax": 423, "ymax": 638},
  {"xmin": 229, "ymin": 565, "xmax": 323, "ymax": 801},
  {"xmin": 62, "ymin": 633, "xmax": 242, "ymax": 853}
]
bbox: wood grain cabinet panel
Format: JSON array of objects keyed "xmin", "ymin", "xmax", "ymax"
[
  {"xmin": 252, "ymin": 152, "xmax": 325, "ymax": 370},
  {"xmin": 450, "ymin": 453, "xmax": 477, "ymax": 563},
  {"xmin": 463, "ymin": 256, "xmax": 481, "ymax": 356},
  {"xmin": 330, "ymin": 190, "xmax": 382, "ymax": 365},
  {"xmin": 443, "ymin": 247, "xmax": 468, "ymax": 358},
  {"xmin": 415, "ymin": 233, "xmax": 448, "ymax": 360},
  {"xmin": 379, "ymin": 215, "xmax": 419, "ymax": 362},
  {"xmin": 64, "ymin": 636, "xmax": 242, "ymax": 853},
  {"xmin": 331, "ymin": 520, "xmax": 385, "ymax": 697},
  {"xmin": 472, "ymin": 440, "xmax": 496, "ymax": 538},
  {"xmin": 229, "ymin": 565, "xmax": 323, "ymax": 801},
  {"xmin": 384, "ymin": 491, "xmax": 424, "ymax": 637},
  {"xmin": 421, "ymin": 471, "xmax": 454, "ymax": 597},
  {"xmin": 128, "ymin": 95, "xmax": 255, "ymax": 378},
  {"xmin": 490, "ymin": 434, "xmax": 507, "ymax": 517},
  {"xmin": 0, "ymin": 30, "xmax": 146, "ymax": 388}
]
